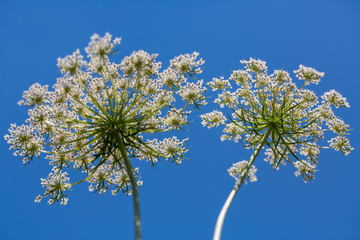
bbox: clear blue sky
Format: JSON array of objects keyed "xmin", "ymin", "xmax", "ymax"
[{"xmin": 1, "ymin": 1, "xmax": 359, "ymax": 239}]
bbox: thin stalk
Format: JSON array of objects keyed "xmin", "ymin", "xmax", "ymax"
[
  {"xmin": 213, "ymin": 127, "xmax": 272, "ymax": 240},
  {"xmin": 116, "ymin": 133, "xmax": 142, "ymax": 240}
]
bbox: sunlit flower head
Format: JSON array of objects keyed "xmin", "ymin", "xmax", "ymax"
[
  {"xmin": 201, "ymin": 58, "xmax": 352, "ymax": 183},
  {"xmin": 228, "ymin": 160, "xmax": 257, "ymax": 184},
  {"xmin": 5, "ymin": 33, "xmax": 207, "ymax": 205}
]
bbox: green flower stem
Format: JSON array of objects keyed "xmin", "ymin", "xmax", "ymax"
[
  {"xmin": 213, "ymin": 127, "xmax": 272, "ymax": 240},
  {"xmin": 116, "ymin": 133, "xmax": 142, "ymax": 240}
]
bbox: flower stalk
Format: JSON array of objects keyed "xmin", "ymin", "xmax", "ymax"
[
  {"xmin": 116, "ymin": 133, "xmax": 141, "ymax": 240},
  {"xmin": 213, "ymin": 127, "xmax": 272, "ymax": 240}
]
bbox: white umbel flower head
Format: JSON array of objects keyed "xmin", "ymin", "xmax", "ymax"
[
  {"xmin": 228, "ymin": 160, "xmax": 257, "ymax": 184},
  {"xmin": 5, "ymin": 33, "xmax": 207, "ymax": 205},
  {"xmin": 202, "ymin": 58, "xmax": 352, "ymax": 183}
]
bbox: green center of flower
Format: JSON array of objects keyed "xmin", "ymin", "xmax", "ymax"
[{"xmin": 267, "ymin": 120, "xmax": 278, "ymax": 131}]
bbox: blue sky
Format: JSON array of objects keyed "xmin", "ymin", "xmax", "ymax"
[{"xmin": 1, "ymin": 1, "xmax": 359, "ymax": 239}]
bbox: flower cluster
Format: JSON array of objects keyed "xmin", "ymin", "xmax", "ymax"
[
  {"xmin": 228, "ymin": 160, "xmax": 257, "ymax": 184},
  {"xmin": 35, "ymin": 167, "xmax": 71, "ymax": 205},
  {"xmin": 201, "ymin": 58, "xmax": 352, "ymax": 183},
  {"xmin": 5, "ymin": 33, "xmax": 207, "ymax": 205}
]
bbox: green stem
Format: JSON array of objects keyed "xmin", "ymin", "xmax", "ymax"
[
  {"xmin": 213, "ymin": 127, "xmax": 272, "ymax": 240},
  {"xmin": 116, "ymin": 133, "xmax": 142, "ymax": 240}
]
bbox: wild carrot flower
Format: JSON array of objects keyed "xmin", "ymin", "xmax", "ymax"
[
  {"xmin": 4, "ymin": 33, "xmax": 206, "ymax": 240},
  {"xmin": 201, "ymin": 58, "xmax": 352, "ymax": 240}
]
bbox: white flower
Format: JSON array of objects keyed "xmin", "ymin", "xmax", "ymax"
[
  {"xmin": 170, "ymin": 51, "xmax": 205, "ymax": 76},
  {"xmin": 228, "ymin": 160, "xmax": 257, "ymax": 184},
  {"xmin": 200, "ymin": 111, "xmax": 226, "ymax": 128},
  {"xmin": 85, "ymin": 32, "xmax": 115, "ymax": 60},
  {"xmin": 293, "ymin": 64, "xmax": 324, "ymax": 85},
  {"xmin": 203, "ymin": 58, "xmax": 352, "ymax": 183},
  {"xmin": 6, "ymin": 33, "xmax": 206, "ymax": 205},
  {"xmin": 294, "ymin": 160, "xmax": 316, "ymax": 183},
  {"xmin": 57, "ymin": 49, "xmax": 87, "ymax": 75},
  {"xmin": 177, "ymin": 80, "xmax": 207, "ymax": 107},
  {"xmin": 220, "ymin": 123, "xmax": 243, "ymax": 143},
  {"xmin": 17, "ymin": 83, "xmax": 49, "ymax": 106},
  {"xmin": 159, "ymin": 137, "xmax": 189, "ymax": 164},
  {"xmin": 214, "ymin": 91, "xmax": 238, "ymax": 108},
  {"xmin": 34, "ymin": 195, "xmax": 42, "ymax": 203},
  {"xmin": 38, "ymin": 170, "xmax": 71, "ymax": 205},
  {"xmin": 120, "ymin": 50, "xmax": 160, "ymax": 75},
  {"xmin": 60, "ymin": 197, "xmax": 69, "ymax": 206},
  {"xmin": 240, "ymin": 58, "xmax": 267, "ymax": 74},
  {"xmin": 326, "ymin": 118, "xmax": 350, "ymax": 136},
  {"xmin": 328, "ymin": 136, "xmax": 353, "ymax": 156},
  {"xmin": 322, "ymin": 89, "xmax": 350, "ymax": 108},
  {"xmin": 208, "ymin": 77, "xmax": 232, "ymax": 91}
]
